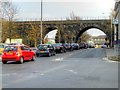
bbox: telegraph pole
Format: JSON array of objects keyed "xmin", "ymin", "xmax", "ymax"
[{"xmin": 40, "ymin": 0, "xmax": 43, "ymax": 44}]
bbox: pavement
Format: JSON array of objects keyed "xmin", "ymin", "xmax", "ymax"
[{"xmin": 105, "ymin": 48, "xmax": 120, "ymax": 61}]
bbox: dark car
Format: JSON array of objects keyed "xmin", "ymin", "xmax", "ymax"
[
  {"xmin": 53, "ymin": 43, "xmax": 66, "ymax": 53},
  {"xmin": 79, "ymin": 42, "xmax": 87, "ymax": 49},
  {"xmin": 36, "ymin": 44, "xmax": 56, "ymax": 57},
  {"xmin": 71, "ymin": 43, "xmax": 80, "ymax": 50},
  {"xmin": 63, "ymin": 43, "xmax": 73, "ymax": 51}
]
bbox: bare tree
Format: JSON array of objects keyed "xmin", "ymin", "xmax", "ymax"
[
  {"xmin": 79, "ymin": 32, "xmax": 91, "ymax": 43},
  {"xmin": 27, "ymin": 21, "xmax": 40, "ymax": 47},
  {"xmin": 0, "ymin": 1, "xmax": 2, "ymax": 42},
  {"xmin": 1, "ymin": 1, "xmax": 18, "ymax": 43},
  {"xmin": 66, "ymin": 12, "xmax": 81, "ymax": 20}
]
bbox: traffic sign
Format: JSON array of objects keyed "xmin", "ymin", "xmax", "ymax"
[{"xmin": 113, "ymin": 19, "xmax": 118, "ymax": 24}]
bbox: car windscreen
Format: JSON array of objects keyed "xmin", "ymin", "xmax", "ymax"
[
  {"xmin": 38, "ymin": 45, "xmax": 48, "ymax": 50},
  {"xmin": 4, "ymin": 46, "xmax": 18, "ymax": 51}
]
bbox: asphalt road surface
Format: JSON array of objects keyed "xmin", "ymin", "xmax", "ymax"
[{"xmin": 1, "ymin": 48, "xmax": 118, "ymax": 88}]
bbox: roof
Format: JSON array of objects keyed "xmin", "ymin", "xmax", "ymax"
[{"xmin": 92, "ymin": 35, "xmax": 106, "ymax": 39}]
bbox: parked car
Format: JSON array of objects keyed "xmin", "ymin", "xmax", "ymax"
[
  {"xmin": 71, "ymin": 43, "xmax": 79, "ymax": 50},
  {"xmin": 101, "ymin": 43, "xmax": 107, "ymax": 48},
  {"xmin": 63, "ymin": 43, "xmax": 73, "ymax": 51},
  {"xmin": 79, "ymin": 42, "xmax": 87, "ymax": 49},
  {"xmin": 2, "ymin": 45, "xmax": 36, "ymax": 64},
  {"xmin": 53, "ymin": 43, "xmax": 66, "ymax": 53},
  {"xmin": 87, "ymin": 43, "xmax": 95, "ymax": 48},
  {"xmin": 36, "ymin": 44, "xmax": 56, "ymax": 57},
  {"xmin": 0, "ymin": 43, "xmax": 6, "ymax": 54}
]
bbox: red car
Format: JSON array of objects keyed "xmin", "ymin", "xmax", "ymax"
[{"xmin": 2, "ymin": 45, "xmax": 36, "ymax": 64}]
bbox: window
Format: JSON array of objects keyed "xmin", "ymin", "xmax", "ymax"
[{"xmin": 4, "ymin": 46, "xmax": 18, "ymax": 51}]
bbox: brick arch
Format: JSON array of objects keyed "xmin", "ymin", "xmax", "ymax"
[{"xmin": 75, "ymin": 26, "xmax": 111, "ymax": 43}]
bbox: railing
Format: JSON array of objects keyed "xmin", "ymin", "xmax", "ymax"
[{"xmin": 18, "ymin": 16, "xmax": 110, "ymax": 21}]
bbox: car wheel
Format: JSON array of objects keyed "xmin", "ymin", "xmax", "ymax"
[
  {"xmin": 60, "ymin": 49, "xmax": 62, "ymax": 53},
  {"xmin": 53, "ymin": 52, "xmax": 56, "ymax": 56},
  {"xmin": 36, "ymin": 54, "xmax": 39, "ymax": 57},
  {"xmin": 48, "ymin": 53, "xmax": 51, "ymax": 57},
  {"xmin": 31, "ymin": 55, "xmax": 36, "ymax": 61},
  {"xmin": 64, "ymin": 49, "xmax": 66, "ymax": 53},
  {"xmin": 19, "ymin": 57, "xmax": 24, "ymax": 64},
  {"xmin": 2, "ymin": 61, "xmax": 7, "ymax": 64}
]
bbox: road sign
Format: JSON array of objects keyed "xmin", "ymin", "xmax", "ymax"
[{"xmin": 113, "ymin": 19, "xmax": 118, "ymax": 24}]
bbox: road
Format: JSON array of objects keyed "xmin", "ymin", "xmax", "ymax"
[{"xmin": 1, "ymin": 48, "xmax": 118, "ymax": 88}]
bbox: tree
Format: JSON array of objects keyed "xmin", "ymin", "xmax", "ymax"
[
  {"xmin": 64, "ymin": 12, "xmax": 82, "ymax": 43},
  {"xmin": 79, "ymin": 32, "xmax": 91, "ymax": 43},
  {"xmin": 66, "ymin": 12, "xmax": 81, "ymax": 20},
  {"xmin": 55, "ymin": 30, "xmax": 60, "ymax": 43},
  {"xmin": 27, "ymin": 21, "xmax": 40, "ymax": 47},
  {"xmin": 0, "ymin": 1, "xmax": 2, "ymax": 42},
  {"xmin": 1, "ymin": 1, "xmax": 18, "ymax": 43}
]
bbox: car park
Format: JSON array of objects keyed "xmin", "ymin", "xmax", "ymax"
[
  {"xmin": 36, "ymin": 44, "xmax": 56, "ymax": 57},
  {"xmin": 2, "ymin": 45, "xmax": 36, "ymax": 64},
  {"xmin": 53, "ymin": 43, "xmax": 66, "ymax": 53}
]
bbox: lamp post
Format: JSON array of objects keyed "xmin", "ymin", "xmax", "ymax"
[
  {"xmin": 110, "ymin": 14, "xmax": 113, "ymax": 47},
  {"xmin": 110, "ymin": 9, "xmax": 115, "ymax": 48},
  {"xmin": 40, "ymin": 0, "xmax": 43, "ymax": 44}
]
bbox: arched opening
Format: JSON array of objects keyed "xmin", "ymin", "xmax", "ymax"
[
  {"xmin": 44, "ymin": 29, "xmax": 57, "ymax": 44},
  {"xmin": 76, "ymin": 27, "xmax": 110, "ymax": 48},
  {"xmin": 76, "ymin": 26, "xmax": 110, "ymax": 42},
  {"xmin": 86, "ymin": 28, "xmax": 106, "ymax": 37},
  {"xmin": 86, "ymin": 28, "xmax": 108, "ymax": 48}
]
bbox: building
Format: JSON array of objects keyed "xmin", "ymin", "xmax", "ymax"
[
  {"xmin": 114, "ymin": 0, "xmax": 120, "ymax": 55},
  {"xmin": 90, "ymin": 35, "xmax": 107, "ymax": 45}
]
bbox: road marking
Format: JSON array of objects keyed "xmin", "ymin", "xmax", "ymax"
[
  {"xmin": 41, "ymin": 65, "xmax": 67, "ymax": 74},
  {"xmin": 51, "ymin": 58, "xmax": 64, "ymax": 62},
  {"xmin": 1, "ymin": 73, "xmax": 17, "ymax": 77},
  {"xmin": 40, "ymin": 73, "xmax": 44, "ymax": 76},
  {"xmin": 51, "ymin": 50, "xmax": 81, "ymax": 62},
  {"xmin": 68, "ymin": 70, "xmax": 78, "ymax": 74}
]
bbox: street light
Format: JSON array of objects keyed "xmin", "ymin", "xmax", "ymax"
[
  {"xmin": 110, "ymin": 14, "xmax": 113, "ymax": 47},
  {"xmin": 40, "ymin": 0, "xmax": 43, "ymax": 44}
]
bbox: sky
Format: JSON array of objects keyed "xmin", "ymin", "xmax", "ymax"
[
  {"xmin": 11, "ymin": 0, "xmax": 115, "ymax": 20},
  {"xmin": 11, "ymin": 0, "xmax": 115, "ymax": 36}
]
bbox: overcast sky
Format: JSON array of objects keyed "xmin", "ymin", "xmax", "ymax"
[
  {"xmin": 11, "ymin": 0, "xmax": 115, "ymax": 20},
  {"xmin": 11, "ymin": 0, "xmax": 115, "ymax": 36}
]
